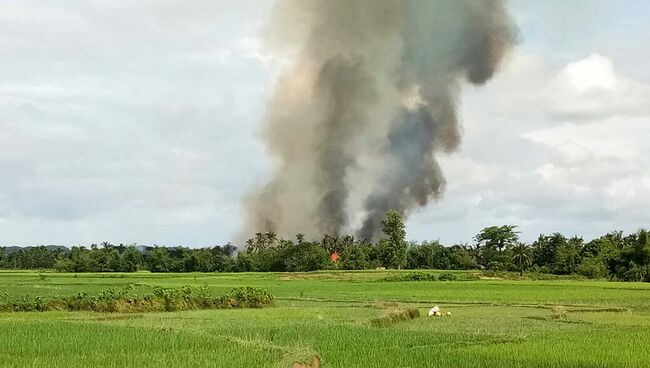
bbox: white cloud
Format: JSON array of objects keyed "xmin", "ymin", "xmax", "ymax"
[
  {"xmin": 548, "ymin": 141, "xmax": 594, "ymax": 168},
  {"xmin": 1, "ymin": 2, "xmax": 649, "ymax": 246},
  {"xmin": 410, "ymin": 50, "xmax": 650, "ymax": 243},
  {"xmin": 0, "ymin": 1, "xmax": 274, "ymax": 246},
  {"xmin": 545, "ymin": 54, "xmax": 650, "ymax": 120}
]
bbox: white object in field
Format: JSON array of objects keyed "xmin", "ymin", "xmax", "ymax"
[
  {"xmin": 428, "ymin": 306, "xmax": 440, "ymax": 317},
  {"xmin": 446, "ymin": 312, "xmax": 452, "ymax": 316}
]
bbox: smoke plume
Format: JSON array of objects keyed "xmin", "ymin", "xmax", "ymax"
[{"xmin": 243, "ymin": 0, "xmax": 516, "ymax": 241}]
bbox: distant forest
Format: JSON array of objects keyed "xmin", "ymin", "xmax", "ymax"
[{"xmin": 1, "ymin": 211, "xmax": 649, "ymax": 282}]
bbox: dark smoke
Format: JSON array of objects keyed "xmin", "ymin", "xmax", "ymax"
[
  {"xmin": 314, "ymin": 56, "xmax": 378, "ymax": 235},
  {"xmin": 243, "ymin": 0, "xmax": 516, "ymax": 240},
  {"xmin": 358, "ymin": 107, "xmax": 447, "ymax": 240}
]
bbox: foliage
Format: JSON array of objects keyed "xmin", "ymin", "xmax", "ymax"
[
  {"xmin": 283, "ymin": 242, "xmax": 329, "ymax": 272},
  {"xmin": 1, "ymin": 214, "xmax": 649, "ymax": 282},
  {"xmin": 0, "ymin": 285, "xmax": 273, "ymax": 313},
  {"xmin": 377, "ymin": 210, "xmax": 408, "ymax": 269},
  {"xmin": 381, "ymin": 271, "xmax": 468, "ymax": 282},
  {"xmin": 475, "ymin": 225, "xmax": 520, "ymax": 251},
  {"xmin": 474, "ymin": 225, "xmax": 519, "ymax": 269},
  {"xmin": 576, "ymin": 257, "xmax": 608, "ymax": 279},
  {"xmin": 512, "ymin": 242, "xmax": 531, "ymax": 276},
  {"xmin": 437, "ymin": 272, "xmax": 457, "ymax": 281},
  {"xmin": 382, "ymin": 272, "xmax": 439, "ymax": 282},
  {"xmin": 369, "ymin": 308, "xmax": 420, "ymax": 327},
  {"xmin": 339, "ymin": 241, "xmax": 375, "ymax": 270}
]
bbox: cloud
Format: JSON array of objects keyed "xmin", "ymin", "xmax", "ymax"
[
  {"xmin": 409, "ymin": 50, "xmax": 650, "ymax": 243},
  {"xmin": 0, "ymin": 1, "xmax": 274, "ymax": 246},
  {"xmin": 525, "ymin": 126, "xmax": 650, "ymax": 208},
  {"xmin": 1, "ymin": 2, "xmax": 649, "ymax": 247},
  {"xmin": 545, "ymin": 54, "xmax": 650, "ymax": 120}
]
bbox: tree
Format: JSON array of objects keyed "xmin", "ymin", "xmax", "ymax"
[
  {"xmin": 69, "ymin": 247, "xmax": 93, "ymax": 272},
  {"xmin": 581, "ymin": 235, "xmax": 620, "ymax": 275},
  {"xmin": 512, "ymin": 242, "xmax": 531, "ymax": 276},
  {"xmin": 265, "ymin": 231, "xmax": 278, "ymax": 248},
  {"xmin": 283, "ymin": 242, "xmax": 329, "ymax": 272},
  {"xmin": 577, "ymin": 257, "xmax": 607, "ymax": 279},
  {"xmin": 0, "ymin": 247, "xmax": 7, "ymax": 268},
  {"xmin": 406, "ymin": 240, "xmax": 451, "ymax": 270},
  {"xmin": 234, "ymin": 252, "xmax": 254, "ymax": 272},
  {"xmin": 466, "ymin": 244, "xmax": 481, "ymax": 267},
  {"xmin": 121, "ymin": 246, "xmax": 143, "ymax": 272},
  {"xmin": 250, "ymin": 233, "xmax": 266, "ymax": 252},
  {"xmin": 340, "ymin": 241, "xmax": 373, "ymax": 270},
  {"xmin": 246, "ymin": 231, "xmax": 279, "ymax": 252},
  {"xmin": 475, "ymin": 225, "xmax": 519, "ymax": 252},
  {"xmin": 532, "ymin": 233, "xmax": 565, "ymax": 272},
  {"xmin": 379, "ymin": 210, "xmax": 407, "ymax": 269},
  {"xmin": 449, "ymin": 244, "xmax": 477, "ymax": 270},
  {"xmin": 245, "ymin": 238, "xmax": 257, "ymax": 253},
  {"xmin": 321, "ymin": 234, "xmax": 340, "ymax": 254},
  {"xmin": 295, "ymin": 233, "xmax": 305, "ymax": 243},
  {"xmin": 147, "ymin": 247, "xmax": 172, "ymax": 272},
  {"xmin": 474, "ymin": 225, "xmax": 519, "ymax": 269},
  {"xmin": 553, "ymin": 236, "xmax": 583, "ymax": 274},
  {"xmin": 54, "ymin": 257, "xmax": 74, "ymax": 272}
]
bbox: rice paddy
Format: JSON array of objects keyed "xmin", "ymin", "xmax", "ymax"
[{"xmin": 1, "ymin": 270, "xmax": 649, "ymax": 367}]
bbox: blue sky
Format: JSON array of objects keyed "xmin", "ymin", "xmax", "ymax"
[{"xmin": 0, "ymin": 1, "xmax": 649, "ymax": 246}]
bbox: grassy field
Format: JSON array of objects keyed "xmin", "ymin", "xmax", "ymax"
[{"xmin": 1, "ymin": 270, "xmax": 649, "ymax": 367}]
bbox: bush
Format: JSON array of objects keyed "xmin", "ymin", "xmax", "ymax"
[
  {"xmin": 0, "ymin": 285, "xmax": 273, "ymax": 313},
  {"xmin": 577, "ymin": 257, "xmax": 607, "ymax": 279},
  {"xmin": 370, "ymin": 308, "xmax": 420, "ymax": 327},
  {"xmin": 622, "ymin": 264, "xmax": 649, "ymax": 282},
  {"xmin": 381, "ymin": 272, "xmax": 438, "ymax": 282},
  {"xmin": 219, "ymin": 286, "xmax": 274, "ymax": 308},
  {"xmin": 437, "ymin": 272, "xmax": 457, "ymax": 281}
]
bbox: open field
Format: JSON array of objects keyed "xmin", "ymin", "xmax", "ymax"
[{"xmin": 1, "ymin": 271, "xmax": 650, "ymax": 367}]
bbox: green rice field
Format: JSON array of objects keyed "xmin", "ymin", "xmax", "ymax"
[{"xmin": 1, "ymin": 270, "xmax": 649, "ymax": 367}]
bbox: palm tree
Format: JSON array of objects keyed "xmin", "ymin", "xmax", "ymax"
[
  {"xmin": 465, "ymin": 243, "xmax": 481, "ymax": 266},
  {"xmin": 254, "ymin": 232, "xmax": 265, "ymax": 250},
  {"xmin": 265, "ymin": 231, "xmax": 278, "ymax": 248},
  {"xmin": 512, "ymin": 242, "xmax": 531, "ymax": 276},
  {"xmin": 295, "ymin": 233, "xmax": 305, "ymax": 243},
  {"xmin": 321, "ymin": 234, "xmax": 339, "ymax": 254},
  {"xmin": 341, "ymin": 235, "xmax": 354, "ymax": 249},
  {"xmin": 245, "ymin": 238, "xmax": 257, "ymax": 253}
]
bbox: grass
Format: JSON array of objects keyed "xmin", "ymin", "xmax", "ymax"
[
  {"xmin": 1, "ymin": 270, "xmax": 649, "ymax": 367},
  {"xmin": 1, "ymin": 285, "xmax": 273, "ymax": 312}
]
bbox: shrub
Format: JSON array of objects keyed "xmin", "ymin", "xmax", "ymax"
[
  {"xmin": 218, "ymin": 286, "xmax": 274, "ymax": 308},
  {"xmin": 381, "ymin": 272, "xmax": 438, "ymax": 282},
  {"xmin": 551, "ymin": 306, "xmax": 568, "ymax": 321},
  {"xmin": 622, "ymin": 264, "xmax": 649, "ymax": 282},
  {"xmin": 0, "ymin": 285, "xmax": 273, "ymax": 313},
  {"xmin": 370, "ymin": 308, "xmax": 420, "ymax": 327},
  {"xmin": 437, "ymin": 272, "xmax": 457, "ymax": 281},
  {"xmin": 577, "ymin": 257, "xmax": 607, "ymax": 279}
]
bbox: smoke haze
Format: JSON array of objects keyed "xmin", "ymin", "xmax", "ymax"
[{"xmin": 243, "ymin": 0, "xmax": 517, "ymax": 241}]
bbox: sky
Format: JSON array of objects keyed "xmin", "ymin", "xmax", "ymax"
[{"xmin": 0, "ymin": 1, "xmax": 649, "ymax": 246}]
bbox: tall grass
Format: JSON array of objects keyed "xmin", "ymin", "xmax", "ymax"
[{"xmin": 0, "ymin": 285, "xmax": 273, "ymax": 312}]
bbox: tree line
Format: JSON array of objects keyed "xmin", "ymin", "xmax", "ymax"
[{"xmin": 1, "ymin": 210, "xmax": 648, "ymax": 281}]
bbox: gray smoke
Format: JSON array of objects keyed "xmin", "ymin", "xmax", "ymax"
[{"xmin": 243, "ymin": 0, "xmax": 516, "ymax": 241}]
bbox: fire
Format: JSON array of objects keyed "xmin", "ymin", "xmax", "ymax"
[{"xmin": 330, "ymin": 252, "xmax": 340, "ymax": 263}]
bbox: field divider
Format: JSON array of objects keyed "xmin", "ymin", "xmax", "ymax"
[{"xmin": 1, "ymin": 285, "xmax": 274, "ymax": 313}]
